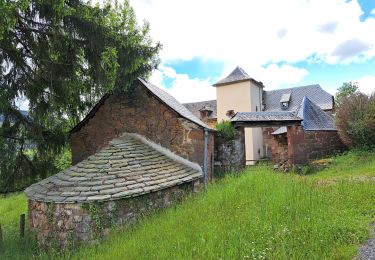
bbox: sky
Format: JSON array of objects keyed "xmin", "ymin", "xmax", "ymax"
[{"xmin": 127, "ymin": 0, "xmax": 375, "ymax": 103}]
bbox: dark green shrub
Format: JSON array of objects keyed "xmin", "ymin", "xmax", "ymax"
[
  {"xmin": 336, "ymin": 92, "xmax": 375, "ymax": 149},
  {"xmin": 215, "ymin": 121, "xmax": 237, "ymax": 141}
]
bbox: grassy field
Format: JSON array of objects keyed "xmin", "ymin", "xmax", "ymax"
[{"xmin": 0, "ymin": 150, "xmax": 374, "ymax": 259}]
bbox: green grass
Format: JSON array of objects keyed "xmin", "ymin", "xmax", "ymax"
[{"xmin": 0, "ymin": 150, "xmax": 374, "ymax": 259}]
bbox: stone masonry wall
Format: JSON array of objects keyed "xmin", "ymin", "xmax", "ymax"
[
  {"xmin": 28, "ymin": 181, "xmax": 197, "ymax": 248},
  {"xmin": 262, "ymin": 127, "xmax": 280, "ymax": 158},
  {"xmin": 287, "ymin": 125, "xmax": 346, "ymax": 166},
  {"xmin": 71, "ymin": 83, "xmax": 214, "ymax": 179},
  {"xmin": 214, "ymin": 127, "xmax": 245, "ymax": 172},
  {"xmin": 262, "ymin": 125, "xmax": 346, "ymax": 169}
]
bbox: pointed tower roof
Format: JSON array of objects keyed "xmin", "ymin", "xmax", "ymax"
[
  {"xmin": 296, "ymin": 96, "xmax": 336, "ymax": 131},
  {"xmin": 213, "ymin": 66, "xmax": 264, "ymax": 87}
]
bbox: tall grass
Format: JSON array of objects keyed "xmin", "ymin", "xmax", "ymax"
[
  {"xmin": 0, "ymin": 193, "xmax": 41, "ymax": 259},
  {"xmin": 72, "ymin": 166, "xmax": 374, "ymax": 260},
  {"xmin": 0, "ymin": 151, "xmax": 374, "ymax": 259}
]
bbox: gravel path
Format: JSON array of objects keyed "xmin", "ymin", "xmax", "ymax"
[{"xmin": 359, "ymin": 223, "xmax": 375, "ymax": 260}]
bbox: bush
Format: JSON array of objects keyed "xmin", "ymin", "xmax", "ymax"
[
  {"xmin": 336, "ymin": 92, "xmax": 375, "ymax": 149},
  {"xmin": 215, "ymin": 121, "xmax": 237, "ymax": 141}
]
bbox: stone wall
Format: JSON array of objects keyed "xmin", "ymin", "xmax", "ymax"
[
  {"xmin": 28, "ymin": 181, "xmax": 198, "ymax": 248},
  {"xmin": 71, "ymin": 83, "xmax": 214, "ymax": 179},
  {"xmin": 287, "ymin": 125, "xmax": 346, "ymax": 165},
  {"xmin": 263, "ymin": 125, "xmax": 346, "ymax": 170},
  {"xmin": 262, "ymin": 127, "xmax": 280, "ymax": 158},
  {"xmin": 214, "ymin": 128, "xmax": 245, "ymax": 172}
]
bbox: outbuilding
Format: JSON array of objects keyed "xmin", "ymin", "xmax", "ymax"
[{"xmin": 25, "ymin": 78, "xmax": 214, "ymax": 247}]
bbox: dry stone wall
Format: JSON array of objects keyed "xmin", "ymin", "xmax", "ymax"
[
  {"xmin": 28, "ymin": 181, "xmax": 198, "ymax": 248},
  {"xmin": 214, "ymin": 128, "xmax": 246, "ymax": 172}
]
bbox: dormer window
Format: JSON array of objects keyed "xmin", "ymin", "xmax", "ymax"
[
  {"xmin": 199, "ymin": 105, "xmax": 213, "ymax": 119},
  {"xmin": 280, "ymin": 93, "xmax": 291, "ymax": 110}
]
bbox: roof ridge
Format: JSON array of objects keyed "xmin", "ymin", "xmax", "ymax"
[
  {"xmin": 297, "ymin": 96, "xmax": 336, "ymax": 131},
  {"xmin": 266, "ymin": 84, "xmax": 321, "ymax": 93},
  {"xmin": 25, "ymin": 132, "xmax": 202, "ymax": 203},
  {"xmin": 120, "ymin": 133, "xmax": 202, "ymax": 173},
  {"xmin": 138, "ymin": 78, "xmax": 213, "ymax": 130}
]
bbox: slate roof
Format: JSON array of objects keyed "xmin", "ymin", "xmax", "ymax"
[
  {"xmin": 24, "ymin": 133, "xmax": 202, "ymax": 203},
  {"xmin": 247, "ymin": 97, "xmax": 336, "ymax": 133},
  {"xmin": 264, "ymin": 84, "xmax": 333, "ymax": 112},
  {"xmin": 213, "ymin": 66, "xmax": 264, "ymax": 87},
  {"xmin": 184, "ymin": 84, "xmax": 333, "ymax": 120},
  {"xmin": 231, "ymin": 111, "xmax": 301, "ymax": 122},
  {"xmin": 71, "ymin": 78, "xmax": 212, "ymax": 133},
  {"xmin": 138, "ymin": 78, "xmax": 212, "ymax": 129},
  {"xmin": 183, "ymin": 100, "xmax": 217, "ymax": 120},
  {"xmin": 296, "ymin": 97, "xmax": 336, "ymax": 131}
]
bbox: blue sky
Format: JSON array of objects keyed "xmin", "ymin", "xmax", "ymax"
[{"xmin": 130, "ymin": 0, "xmax": 375, "ymax": 102}]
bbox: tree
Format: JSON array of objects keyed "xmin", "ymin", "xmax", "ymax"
[
  {"xmin": 335, "ymin": 81, "xmax": 358, "ymax": 107},
  {"xmin": 335, "ymin": 84, "xmax": 375, "ymax": 149},
  {"xmin": 0, "ymin": 0, "xmax": 161, "ymax": 192}
]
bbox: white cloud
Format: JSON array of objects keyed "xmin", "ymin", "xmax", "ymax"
[
  {"xmin": 149, "ymin": 63, "xmax": 309, "ymax": 102},
  {"xmin": 257, "ymin": 64, "xmax": 309, "ymax": 90},
  {"xmin": 371, "ymin": 9, "xmax": 375, "ymax": 15},
  {"xmin": 150, "ymin": 66, "xmax": 216, "ymax": 103},
  {"xmin": 130, "ymin": 0, "xmax": 375, "ymax": 66},
  {"xmin": 357, "ymin": 75, "xmax": 375, "ymax": 95}
]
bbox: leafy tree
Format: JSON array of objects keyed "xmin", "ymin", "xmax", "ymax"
[
  {"xmin": 0, "ymin": 0, "xmax": 161, "ymax": 192},
  {"xmin": 335, "ymin": 81, "xmax": 358, "ymax": 107},
  {"xmin": 336, "ymin": 90, "xmax": 375, "ymax": 149}
]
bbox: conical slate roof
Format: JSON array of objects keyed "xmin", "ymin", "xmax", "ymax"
[
  {"xmin": 296, "ymin": 96, "xmax": 336, "ymax": 131},
  {"xmin": 25, "ymin": 133, "xmax": 202, "ymax": 203},
  {"xmin": 214, "ymin": 66, "xmax": 251, "ymax": 86}
]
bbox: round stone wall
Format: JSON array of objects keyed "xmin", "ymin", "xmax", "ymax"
[{"xmin": 28, "ymin": 182, "xmax": 198, "ymax": 248}]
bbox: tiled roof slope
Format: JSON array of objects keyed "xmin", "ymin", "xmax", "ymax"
[
  {"xmin": 296, "ymin": 97, "xmax": 336, "ymax": 131},
  {"xmin": 184, "ymin": 84, "xmax": 332, "ymax": 120},
  {"xmin": 71, "ymin": 78, "xmax": 212, "ymax": 133},
  {"xmin": 264, "ymin": 84, "xmax": 333, "ymax": 112},
  {"xmin": 213, "ymin": 66, "xmax": 264, "ymax": 87},
  {"xmin": 25, "ymin": 133, "xmax": 202, "ymax": 203},
  {"xmin": 231, "ymin": 111, "xmax": 301, "ymax": 122},
  {"xmin": 138, "ymin": 78, "xmax": 212, "ymax": 129},
  {"xmin": 183, "ymin": 100, "xmax": 217, "ymax": 119}
]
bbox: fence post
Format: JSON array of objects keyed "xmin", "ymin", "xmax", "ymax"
[{"xmin": 19, "ymin": 214, "xmax": 25, "ymax": 239}]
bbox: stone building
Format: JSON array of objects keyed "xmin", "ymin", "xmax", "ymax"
[
  {"xmin": 184, "ymin": 66, "xmax": 338, "ymax": 165},
  {"xmin": 70, "ymin": 78, "xmax": 214, "ymax": 177},
  {"xmin": 25, "ymin": 133, "xmax": 202, "ymax": 247},
  {"xmin": 25, "ymin": 78, "xmax": 214, "ymax": 246},
  {"xmin": 231, "ymin": 97, "xmax": 346, "ymax": 169}
]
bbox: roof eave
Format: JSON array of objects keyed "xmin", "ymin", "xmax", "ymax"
[{"xmin": 213, "ymin": 78, "xmax": 264, "ymax": 88}]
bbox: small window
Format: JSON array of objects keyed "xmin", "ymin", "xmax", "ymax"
[
  {"xmin": 256, "ymin": 106, "xmax": 258, "ymax": 112},
  {"xmin": 280, "ymin": 93, "xmax": 291, "ymax": 110},
  {"xmin": 281, "ymin": 101, "xmax": 289, "ymax": 109}
]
